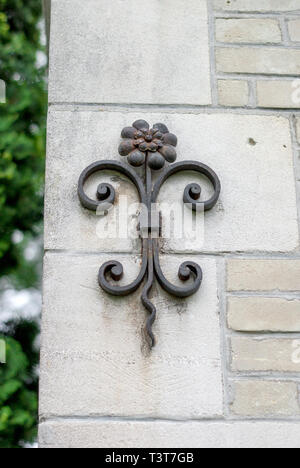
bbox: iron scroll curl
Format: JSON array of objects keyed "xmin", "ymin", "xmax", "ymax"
[
  {"xmin": 152, "ymin": 160, "xmax": 221, "ymax": 211},
  {"xmin": 78, "ymin": 159, "xmax": 147, "ymax": 210},
  {"xmin": 78, "ymin": 120, "xmax": 221, "ymax": 349},
  {"xmin": 78, "ymin": 160, "xmax": 148, "ymax": 297},
  {"xmin": 151, "ymin": 160, "xmax": 220, "ymax": 302}
]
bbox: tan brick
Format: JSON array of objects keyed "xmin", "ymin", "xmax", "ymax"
[
  {"xmin": 214, "ymin": 0, "xmax": 300, "ymax": 12},
  {"xmin": 289, "ymin": 19, "xmax": 300, "ymax": 42},
  {"xmin": 216, "ymin": 47, "xmax": 300, "ymax": 75},
  {"xmin": 218, "ymin": 79, "xmax": 248, "ymax": 107},
  {"xmin": 227, "ymin": 259, "xmax": 300, "ymax": 292},
  {"xmin": 231, "ymin": 337, "xmax": 300, "ymax": 372},
  {"xmin": 228, "ymin": 297, "xmax": 300, "ymax": 332},
  {"xmin": 216, "ymin": 19, "xmax": 281, "ymax": 44},
  {"xmin": 257, "ymin": 80, "xmax": 300, "ymax": 109},
  {"xmin": 231, "ymin": 380, "xmax": 300, "ymax": 417}
]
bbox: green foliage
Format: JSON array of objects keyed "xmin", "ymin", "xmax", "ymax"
[
  {"xmin": 0, "ymin": 0, "xmax": 47, "ymax": 289},
  {"xmin": 0, "ymin": 0, "xmax": 47, "ymax": 448},
  {"xmin": 0, "ymin": 319, "xmax": 39, "ymax": 448}
]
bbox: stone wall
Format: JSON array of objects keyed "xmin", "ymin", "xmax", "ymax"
[{"xmin": 39, "ymin": 0, "xmax": 300, "ymax": 448}]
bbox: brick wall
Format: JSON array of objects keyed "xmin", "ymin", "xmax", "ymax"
[
  {"xmin": 39, "ymin": 0, "xmax": 300, "ymax": 448},
  {"xmin": 210, "ymin": 1, "xmax": 300, "ymax": 424},
  {"xmin": 212, "ymin": 1, "xmax": 300, "ymax": 109}
]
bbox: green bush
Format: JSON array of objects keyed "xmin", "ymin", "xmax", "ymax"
[
  {"xmin": 0, "ymin": 320, "xmax": 39, "ymax": 448},
  {"xmin": 0, "ymin": 0, "xmax": 47, "ymax": 289},
  {"xmin": 0, "ymin": 0, "xmax": 47, "ymax": 448}
]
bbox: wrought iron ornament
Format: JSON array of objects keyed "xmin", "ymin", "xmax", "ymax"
[{"xmin": 78, "ymin": 120, "xmax": 221, "ymax": 348}]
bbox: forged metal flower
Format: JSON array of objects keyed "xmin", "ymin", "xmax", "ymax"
[
  {"xmin": 78, "ymin": 122, "xmax": 221, "ymax": 350},
  {"xmin": 118, "ymin": 119, "xmax": 177, "ymax": 170}
]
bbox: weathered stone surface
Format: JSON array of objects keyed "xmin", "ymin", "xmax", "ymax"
[
  {"xmin": 218, "ymin": 80, "xmax": 248, "ymax": 107},
  {"xmin": 45, "ymin": 110, "xmax": 298, "ymax": 253},
  {"xmin": 231, "ymin": 380, "xmax": 300, "ymax": 417},
  {"xmin": 48, "ymin": 0, "xmax": 211, "ymax": 105},
  {"xmin": 216, "ymin": 47, "xmax": 300, "ymax": 75},
  {"xmin": 216, "ymin": 19, "xmax": 281, "ymax": 43},
  {"xmin": 39, "ymin": 420, "xmax": 300, "ymax": 448},
  {"xmin": 289, "ymin": 19, "xmax": 300, "ymax": 42},
  {"xmin": 39, "ymin": 253, "xmax": 223, "ymax": 419},
  {"xmin": 296, "ymin": 118, "xmax": 300, "ymax": 143},
  {"xmin": 228, "ymin": 297, "xmax": 300, "ymax": 332},
  {"xmin": 45, "ymin": 111, "xmax": 143, "ymax": 253},
  {"xmin": 227, "ymin": 259, "xmax": 300, "ymax": 291},
  {"xmin": 231, "ymin": 337, "xmax": 300, "ymax": 372},
  {"xmin": 257, "ymin": 80, "xmax": 300, "ymax": 109},
  {"xmin": 213, "ymin": 0, "xmax": 300, "ymax": 12},
  {"xmin": 41, "ymin": 0, "xmax": 300, "ymax": 448}
]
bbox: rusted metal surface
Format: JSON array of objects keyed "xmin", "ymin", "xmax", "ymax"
[
  {"xmin": 118, "ymin": 119, "xmax": 178, "ymax": 171},
  {"xmin": 78, "ymin": 120, "xmax": 221, "ymax": 349}
]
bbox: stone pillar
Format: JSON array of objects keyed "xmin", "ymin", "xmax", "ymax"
[{"xmin": 39, "ymin": 0, "xmax": 300, "ymax": 448}]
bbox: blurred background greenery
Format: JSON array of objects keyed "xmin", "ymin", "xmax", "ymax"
[{"xmin": 0, "ymin": 0, "xmax": 47, "ymax": 448}]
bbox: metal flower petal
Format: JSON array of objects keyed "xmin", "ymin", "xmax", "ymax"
[
  {"xmin": 119, "ymin": 139, "xmax": 135, "ymax": 156},
  {"xmin": 121, "ymin": 126, "xmax": 137, "ymax": 139},
  {"xmin": 128, "ymin": 150, "xmax": 145, "ymax": 167},
  {"xmin": 163, "ymin": 133, "xmax": 177, "ymax": 147},
  {"xmin": 148, "ymin": 152, "xmax": 165, "ymax": 170},
  {"xmin": 159, "ymin": 144, "xmax": 177, "ymax": 163},
  {"xmin": 133, "ymin": 119, "xmax": 150, "ymax": 131},
  {"xmin": 153, "ymin": 123, "xmax": 169, "ymax": 134}
]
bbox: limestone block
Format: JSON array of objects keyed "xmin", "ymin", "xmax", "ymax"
[
  {"xmin": 49, "ymin": 0, "xmax": 211, "ymax": 105},
  {"xmin": 216, "ymin": 19, "xmax": 281, "ymax": 44},
  {"xmin": 231, "ymin": 337, "xmax": 300, "ymax": 372},
  {"xmin": 218, "ymin": 80, "xmax": 248, "ymax": 107},
  {"xmin": 45, "ymin": 110, "xmax": 298, "ymax": 254},
  {"xmin": 230, "ymin": 380, "xmax": 300, "ymax": 417},
  {"xmin": 39, "ymin": 420, "xmax": 300, "ymax": 448},
  {"xmin": 45, "ymin": 111, "xmax": 142, "ymax": 253},
  {"xmin": 39, "ymin": 253, "xmax": 223, "ymax": 419},
  {"xmin": 227, "ymin": 259, "xmax": 300, "ymax": 291},
  {"xmin": 216, "ymin": 47, "xmax": 300, "ymax": 75},
  {"xmin": 228, "ymin": 297, "xmax": 300, "ymax": 332}
]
